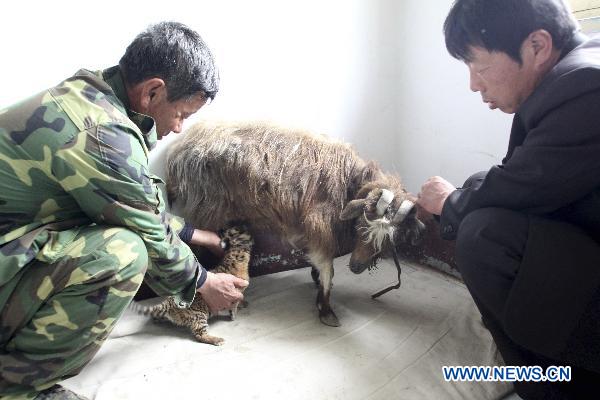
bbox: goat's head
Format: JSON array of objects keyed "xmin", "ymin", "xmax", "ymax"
[{"xmin": 340, "ymin": 188, "xmax": 426, "ymax": 274}]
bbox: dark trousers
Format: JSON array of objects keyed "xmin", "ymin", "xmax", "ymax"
[{"xmin": 455, "ymin": 207, "xmax": 600, "ymax": 399}]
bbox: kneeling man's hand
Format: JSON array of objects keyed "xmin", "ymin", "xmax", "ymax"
[{"xmin": 197, "ymin": 272, "xmax": 248, "ymax": 313}]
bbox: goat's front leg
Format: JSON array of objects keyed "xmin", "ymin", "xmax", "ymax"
[{"xmin": 308, "ymin": 251, "xmax": 339, "ymax": 327}]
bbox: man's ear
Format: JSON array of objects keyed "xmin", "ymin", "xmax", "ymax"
[
  {"xmin": 527, "ymin": 29, "xmax": 554, "ymax": 68},
  {"xmin": 137, "ymin": 78, "xmax": 166, "ymax": 111}
]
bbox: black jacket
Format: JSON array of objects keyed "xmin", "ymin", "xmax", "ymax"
[
  {"xmin": 440, "ymin": 33, "xmax": 600, "ymax": 359},
  {"xmin": 441, "ymin": 33, "xmax": 600, "ymax": 242}
]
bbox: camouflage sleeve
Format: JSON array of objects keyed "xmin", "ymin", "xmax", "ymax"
[
  {"xmin": 164, "ymin": 212, "xmax": 194, "ymax": 243},
  {"xmin": 167, "ymin": 213, "xmax": 186, "ymax": 234},
  {"xmin": 52, "ymin": 122, "xmax": 204, "ymax": 306}
]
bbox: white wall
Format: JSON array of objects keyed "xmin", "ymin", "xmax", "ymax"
[
  {"xmin": 1, "ymin": 0, "xmax": 513, "ymax": 194},
  {"xmin": 393, "ymin": 0, "xmax": 513, "ymax": 193}
]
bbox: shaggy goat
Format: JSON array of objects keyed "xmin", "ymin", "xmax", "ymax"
[{"xmin": 166, "ymin": 121, "xmax": 425, "ymax": 327}]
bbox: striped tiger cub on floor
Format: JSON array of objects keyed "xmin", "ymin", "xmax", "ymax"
[{"xmin": 132, "ymin": 225, "xmax": 253, "ymax": 345}]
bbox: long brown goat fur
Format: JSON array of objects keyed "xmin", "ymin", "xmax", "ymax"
[{"xmin": 167, "ymin": 120, "xmax": 425, "ymax": 326}]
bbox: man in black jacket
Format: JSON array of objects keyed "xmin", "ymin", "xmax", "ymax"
[{"xmin": 418, "ymin": 0, "xmax": 600, "ymax": 398}]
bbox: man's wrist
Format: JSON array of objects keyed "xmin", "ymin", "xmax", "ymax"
[
  {"xmin": 179, "ymin": 223, "xmax": 195, "ymax": 243},
  {"xmin": 196, "ymin": 267, "xmax": 208, "ymax": 290},
  {"xmin": 191, "ymin": 229, "xmax": 221, "ymax": 248},
  {"xmin": 439, "ymin": 189, "xmax": 455, "ymax": 215}
]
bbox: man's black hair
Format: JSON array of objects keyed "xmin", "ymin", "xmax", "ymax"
[
  {"xmin": 119, "ymin": 21, "xmax": 219, "ymax": 102},
  {"xmin": 444, "ymin": 0, "xmax": 578, "ymax": 63}
]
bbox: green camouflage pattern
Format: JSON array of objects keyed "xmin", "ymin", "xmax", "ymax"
[
  {"xmin": 0, "ymin": 67, "xmax": 202, "ymax": 396},
  {"xmin": 0, "ymin": 225, "xmax": 147, "ymax": 398},
  {"xmin": 0, "ymin": 66, "xmax": 200, "ymax": 304}
]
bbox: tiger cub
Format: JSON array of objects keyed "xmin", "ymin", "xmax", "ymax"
[{"xmin": 133, "ymin": 225, "xmax": 253, "ymax": 345}]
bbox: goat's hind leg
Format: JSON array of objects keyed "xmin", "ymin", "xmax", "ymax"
[
  {"xmin": 310, "ymin": 267, "xmax": 320, "ymax": 287},
  {"xmin": 229, "ymin": 301, "xmax": 243, "ymax": 321},
  {"xmin": 308, "ymin": 252, "xmax": 340, "ymax": 327}
]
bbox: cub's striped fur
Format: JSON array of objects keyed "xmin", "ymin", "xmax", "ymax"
[{"xmin": 132, "ymin": 225, "xmax": 253, "ymax": 345}]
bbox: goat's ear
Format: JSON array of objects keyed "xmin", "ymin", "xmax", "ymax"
[{"xmin": 340, "ymin": 199, "xmax": 366, "ymax": 221}]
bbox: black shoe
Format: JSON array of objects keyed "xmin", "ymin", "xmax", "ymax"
[{"xmin": 34, "ymin": 385, "xmax": 89, "ymax": 400}]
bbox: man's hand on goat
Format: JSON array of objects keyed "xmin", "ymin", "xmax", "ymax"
[
  {"xmin": 197, "ymin": 272, "xmax": 248, "ymax": 313},
  {"xmin": 418, "ymin": 176, "xmax": 456, "ymax": 216}
]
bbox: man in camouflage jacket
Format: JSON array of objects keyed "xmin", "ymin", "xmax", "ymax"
[{"xmin": 0, "ymin": 22, "xmax": 248, "ymax": 399}]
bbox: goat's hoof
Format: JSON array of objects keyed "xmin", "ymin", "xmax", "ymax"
[{"xmin": 319, "ymin": 310, "xmax": 341, "ymax": 327}]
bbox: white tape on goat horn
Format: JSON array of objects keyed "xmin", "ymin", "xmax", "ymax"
[
  {"xmin": 376, "ymin": 189, "xmax": 395, "ymax": 216},
  {"xmin": 392, "ymin": 199, "xmax": 415, "ymax": 223}
]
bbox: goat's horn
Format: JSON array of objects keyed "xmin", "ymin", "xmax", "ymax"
[
  {"xmin": 376, "ymin": 189, "xmax": 395, "ymax": 216},
  {"xmin": 392, "ymin": 199, "xmax": 415, "ymax": 223}
]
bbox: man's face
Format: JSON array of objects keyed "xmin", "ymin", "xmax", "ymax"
[
  {"xmin": 147, "ymin": 92, "xmax": 207, "ymax": 139},
  {"xmin": 466, "ymin": 46, "xmax": 539, "ymax": 114}
]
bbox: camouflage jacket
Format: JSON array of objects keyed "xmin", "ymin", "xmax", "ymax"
[{"xmin": 0, "ymin": 66, "xmax": 205, "ymax": 307}]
